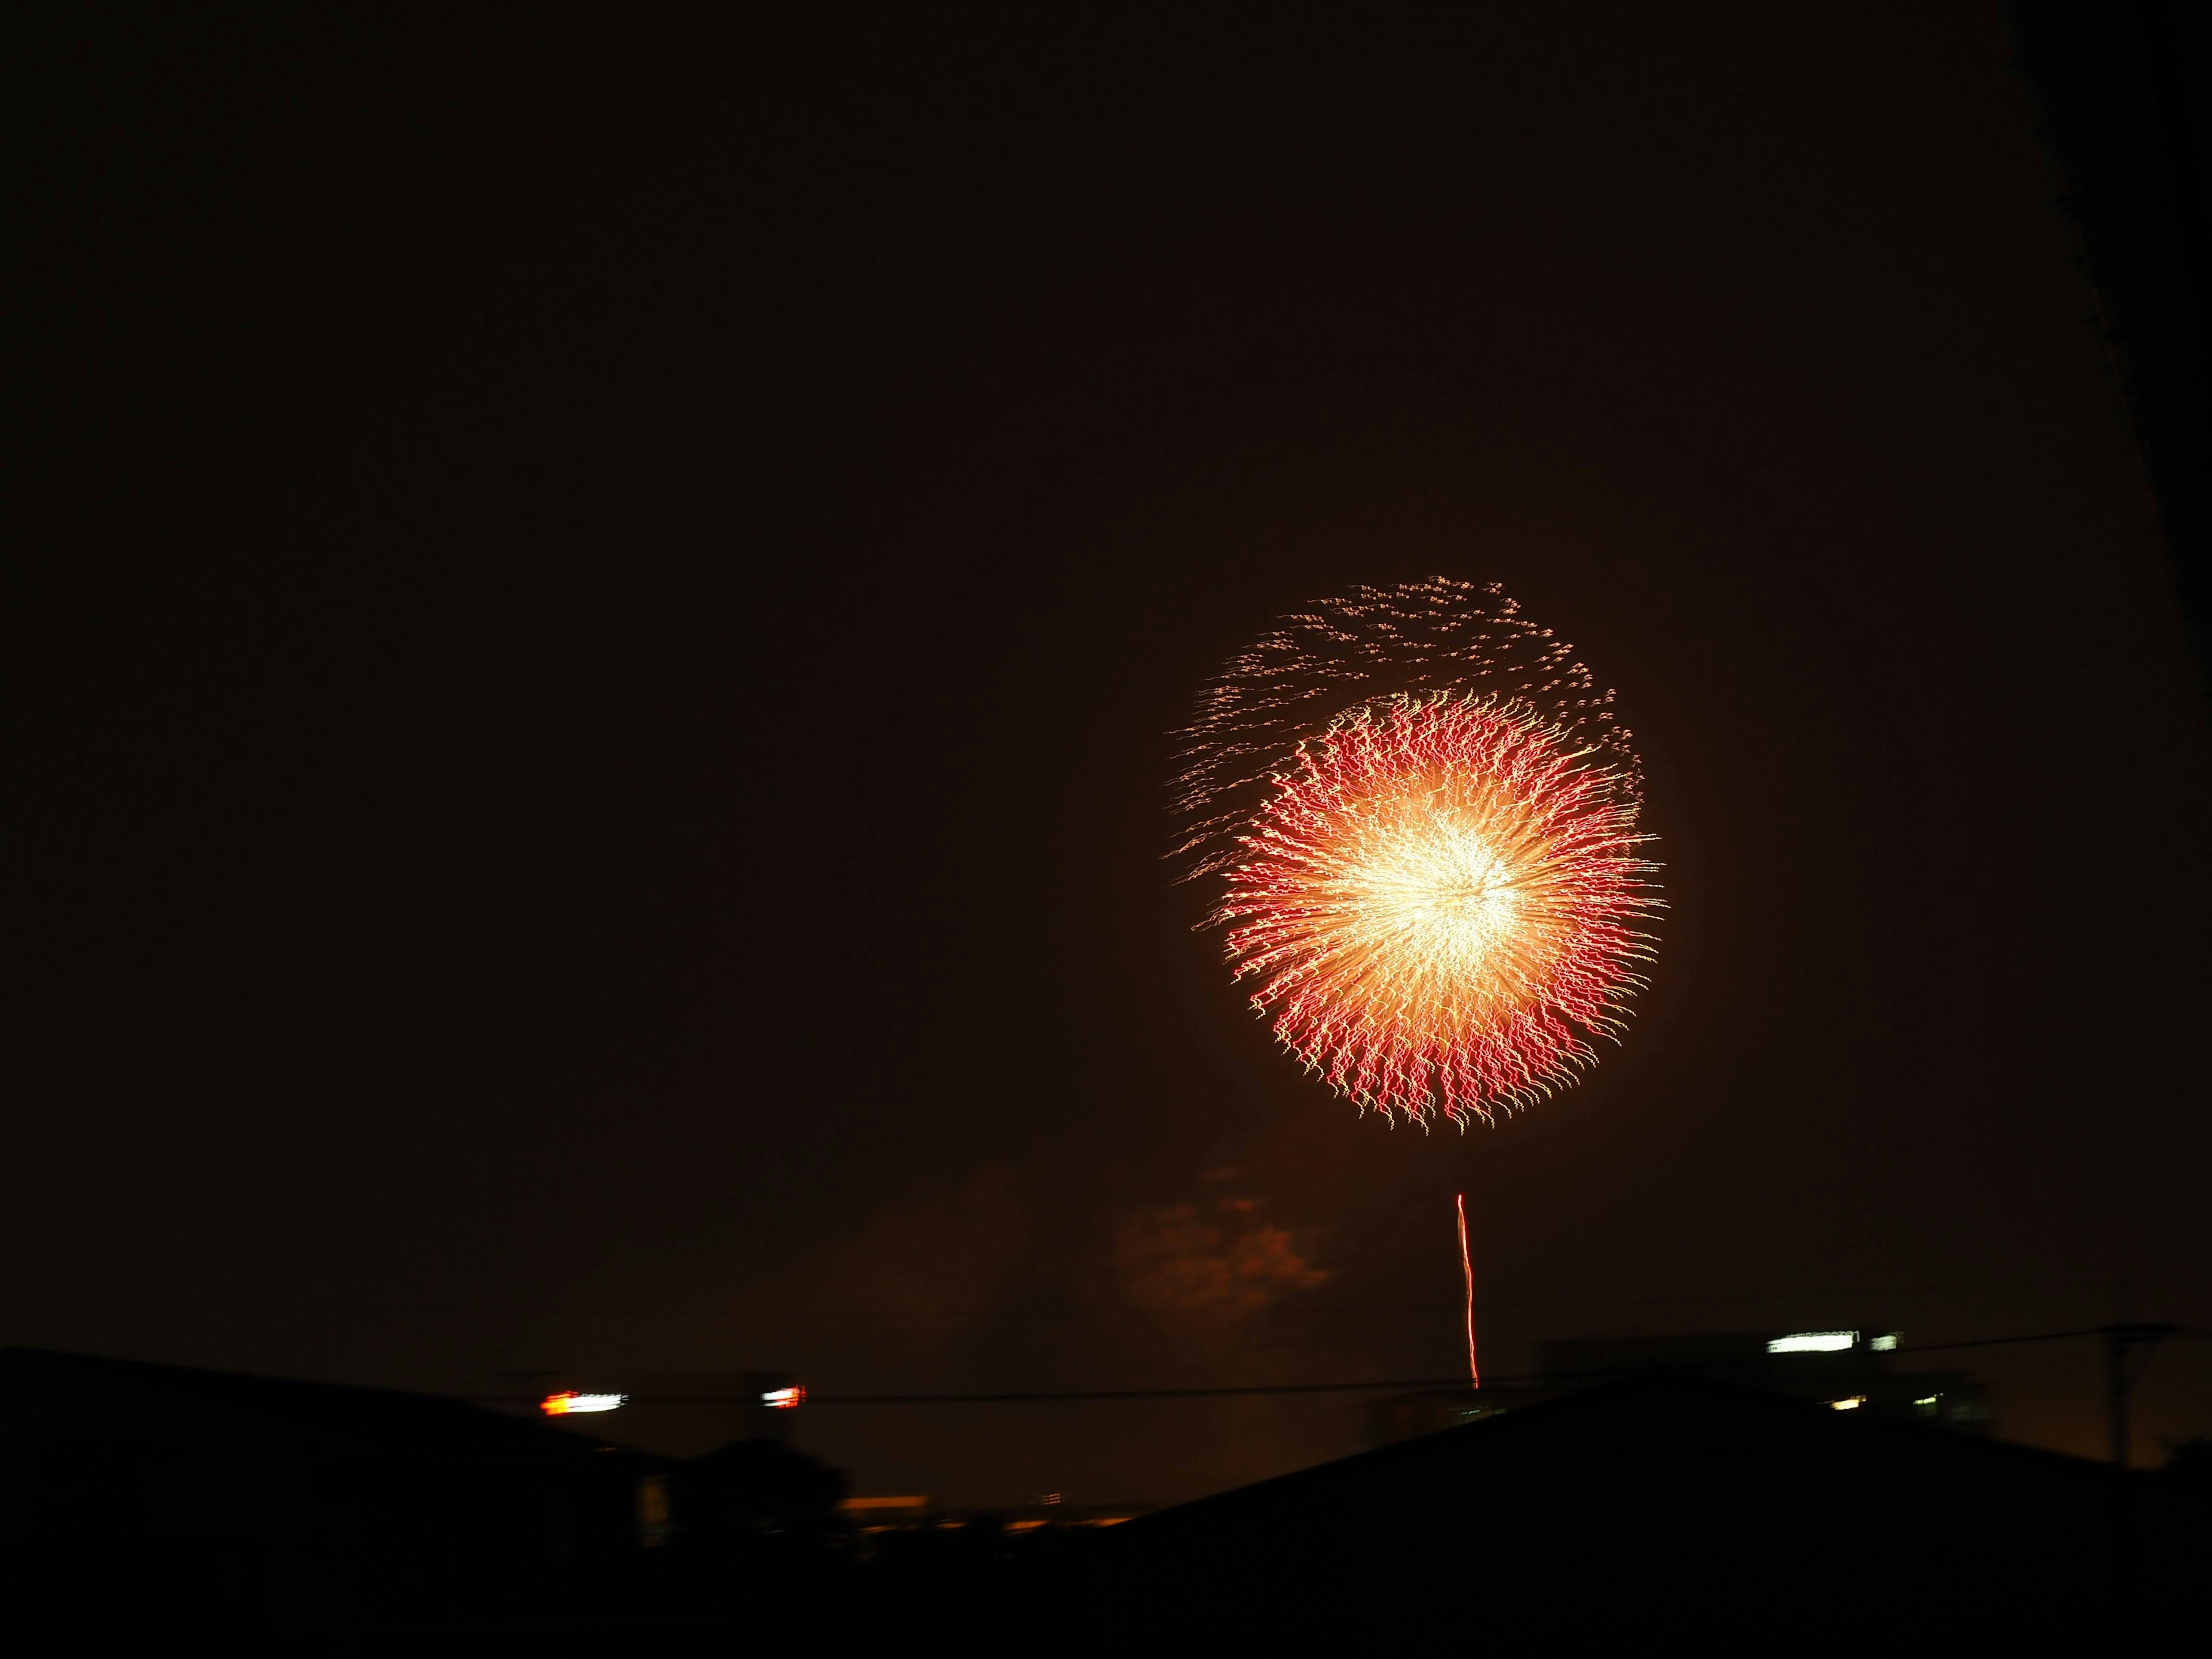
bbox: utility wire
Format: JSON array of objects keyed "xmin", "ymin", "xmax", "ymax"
[{"xmin": 474, "ymin": 1323, "xmax": 2176, "ymax": 1407}]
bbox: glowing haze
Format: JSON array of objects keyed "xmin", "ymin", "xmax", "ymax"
[{"xmin": 1175, "ymin": 580, "xmax": 1660, "ymax": 1126}]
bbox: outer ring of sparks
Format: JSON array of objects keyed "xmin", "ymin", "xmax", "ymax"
[{"xmin": 1214, "ymin": 692, "xmax": 1658, "ymax": 1127}]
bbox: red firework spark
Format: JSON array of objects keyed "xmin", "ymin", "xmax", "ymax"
[
  {"xmin": 1211, "ymin": 691, "xmax": 1658, "ymax": 1126},
  {"xmin": 1171, "ymin": 577, "xmax": 1638, "ymax": 883}
]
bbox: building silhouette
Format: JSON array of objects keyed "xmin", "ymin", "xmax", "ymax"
[
  {"xmin": 1109, "ymin": 1371, "xmax": 2206, "ymax": 1641},
  {"xmin": 0, "ymin": 1347, "xmax": 664, "ymax": 1631},
  {"xmin": 1373, "ymin": 1325, "xmax": 1994, "ymax": 1446}
]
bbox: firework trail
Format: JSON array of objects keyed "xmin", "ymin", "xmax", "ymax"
[
  {"xmin": 1174, "ymin": 579, "xmax": 1660, "ymax": 1126},
  {"xmin": 1457, "ymin": 1192, "xmax": 1479, "ymax": 1389}
]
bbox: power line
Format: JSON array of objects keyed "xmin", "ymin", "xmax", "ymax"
[
  {"xmin": 473, "ymin": 1324, "xmax": 2196, "ymax": 1407},
  {"xmin": 6, "ymin": 1279, "xmax": 2198, "ymax": 1317},
  {"xmin": 479, "ymin": 1379, "xmax": 1472, "ymax": 1406}
]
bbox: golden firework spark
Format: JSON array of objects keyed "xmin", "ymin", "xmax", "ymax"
[{"xmin": 1177, "ymin": 583, "xmax": 1660, "ymax": 1126}]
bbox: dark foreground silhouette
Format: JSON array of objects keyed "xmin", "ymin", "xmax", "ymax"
[{"xmin": 2, "ymin": 1349, "xmax": 2206, "ymax": 1639}]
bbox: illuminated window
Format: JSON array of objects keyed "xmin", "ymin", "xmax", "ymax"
[
  {"xmin": 1767, "ymin": 1331, "xmax": 1857, "ymax": 1354},
  {"xmin": 637, "ymin": 1476, "xmax": 671, "ymax": 1546},
  {"xmin": 1828, "ymin": 1396, "xmax": 1866, "ymax": 1411},
  {"xmin": 541, "ymin": 1391, "xmax": 625, "ymax": 1415},
  {"xmin": 1869, "ymin": 1333, "xmax": 1900, "ymax": 1352}
]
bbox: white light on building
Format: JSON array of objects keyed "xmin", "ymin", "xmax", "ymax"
[
  {"xmin": 1828, "ymin": 1396, "xmax": 1867, "ymax": 1411},
  {"xmin": 1869, "ymin": 1333, "xmax": 1900, "ymax": 1352},
  {"xmin": 1767, "ymin": 1331, "xmax": 1857, "ymax": 1354},
  {"xmin": 541, "ymin": 1391, "xmax": 626, "ymax": 1415},
  {"xmin": 762, "ymin": 1386, "xmax": 806, "ymax": 1409}
]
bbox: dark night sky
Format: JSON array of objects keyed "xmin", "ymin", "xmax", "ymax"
[{"xmin": 8, "ymin": 4, "xmax": 2212, "ymax": 1503}]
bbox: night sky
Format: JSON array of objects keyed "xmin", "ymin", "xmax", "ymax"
[{"xmin": 10, "ymin": 5, "xmax": 2211, "ymax": 1505}]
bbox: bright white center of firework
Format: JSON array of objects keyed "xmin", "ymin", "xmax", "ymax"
[{"xmin": 1338, "ymin": 815, "xmax": 1524, "ymax": 974}]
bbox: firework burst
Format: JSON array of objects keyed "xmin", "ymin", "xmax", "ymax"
[{"xmin": 1176, "ymin": 581, "xmax": 1660, "ymax": 1127}]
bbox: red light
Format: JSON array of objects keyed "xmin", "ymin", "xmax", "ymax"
[{"xmin": 762, "ymin": 1385, "xmax": 805, "ymax": 1409}]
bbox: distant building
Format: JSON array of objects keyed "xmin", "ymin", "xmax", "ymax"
[
  {"xmin": 1109, "ymin": 1372, "xmax": 2193, "ymax": 1639},
  {"xmin": 1372, "ymin": 1327, "xmax": 1993, "ymax": 1446},
  {"xmin": 1537, "ymin": 1328, "xmax": 1994, "ymax": 1430}
]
